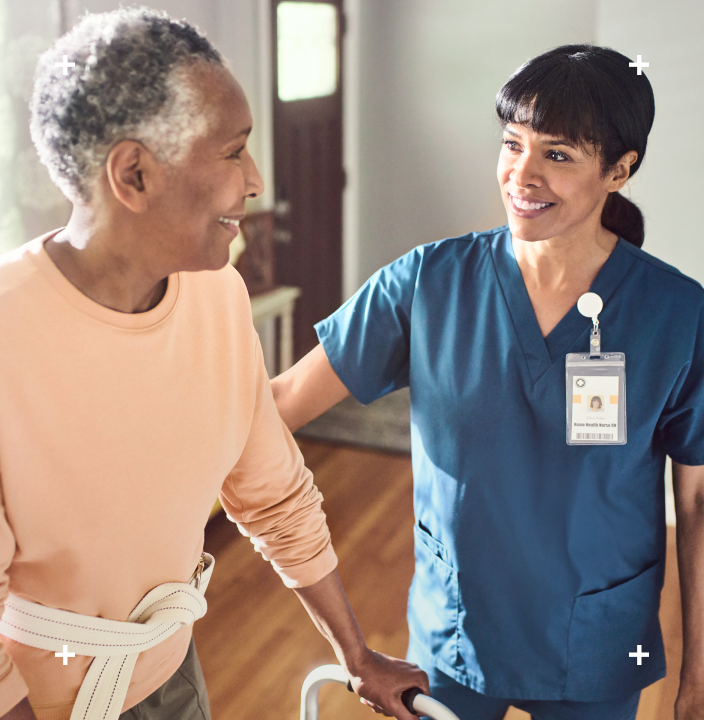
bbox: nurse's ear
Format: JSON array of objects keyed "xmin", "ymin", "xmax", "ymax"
[{"xmin": 606, "ymin": 150, "xmax": 638, "ymax": 193}]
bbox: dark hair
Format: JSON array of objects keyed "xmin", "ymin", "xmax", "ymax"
[{"xmin": 496, "ymin": 45, "xmax": 655, "ymax": 248}]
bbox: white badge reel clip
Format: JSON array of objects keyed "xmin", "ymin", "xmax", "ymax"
[{"xmin": 565, "ymin": 293, "xmax": 626, "ymax": 445}]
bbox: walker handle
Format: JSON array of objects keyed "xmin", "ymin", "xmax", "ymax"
[
  {"xmin": 402, "ymin": 686, "xmax": 462, "ymax": 720},
  {"xmin": 401, "ymin": 687, "xmax": 423, "ymax": 714},
  {"xmin": 300, "ymin": 665, "xmax": 461, "ymax": 720}
]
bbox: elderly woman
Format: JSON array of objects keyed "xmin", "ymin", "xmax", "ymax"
[
  {"xmin": 0, "ymin": 8, "xmax": 427, "ymax": 720},
  {"xmin": 272, "ymin": 46, "xmax": 704, "ymax": 720}
]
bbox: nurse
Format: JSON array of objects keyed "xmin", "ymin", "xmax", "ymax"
[{"xmin": 271, "ymin": 45, "xmax": 704, "ymax": 720}]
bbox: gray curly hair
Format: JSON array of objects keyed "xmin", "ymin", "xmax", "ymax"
[{"xmin": 30, "ymin": 7, "xmax": 224, "ymax": 204}]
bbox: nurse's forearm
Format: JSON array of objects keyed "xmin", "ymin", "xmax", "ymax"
[
  {"xmin": 673, "ymin": 461, "xmax": 704, "ymax": 708},
  {"xmin": 271, "ymin": 344, "xmax": 350, "ymax": 432}
]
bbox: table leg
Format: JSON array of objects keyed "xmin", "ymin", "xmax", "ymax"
[{"xmin": 280, "ymin": 301, "xmax": 295, "ymax": 372}]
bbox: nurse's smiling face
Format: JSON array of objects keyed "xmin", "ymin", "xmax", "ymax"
[{"xmin": 497, "ymin": 123, "xmax": 635, "ymax": 244}]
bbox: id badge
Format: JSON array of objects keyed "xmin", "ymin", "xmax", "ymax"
[
  {"xmin": 566, "ymin": 353, "xmax": 626, "ymax": 445},
  {"xmin": 566, "ymin": 292, "xmax": 626, "ymax": 445}
]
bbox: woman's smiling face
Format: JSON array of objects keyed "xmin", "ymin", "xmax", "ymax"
[{"xmin": 497, "ymin": 123, "xmax": 627, "ymax": 244}]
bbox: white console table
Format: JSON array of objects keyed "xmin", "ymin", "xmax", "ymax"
[{"xmin": 250, "ymin": 285, "xmax": 301, "ymax": 373}]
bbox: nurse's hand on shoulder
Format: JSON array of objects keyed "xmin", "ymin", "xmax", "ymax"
[{"xmin": 347, "ymin": 648, "xmax": 430, "ymax": 720}]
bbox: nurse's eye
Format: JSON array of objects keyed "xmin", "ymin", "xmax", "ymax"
[
  {"xmin": 547, "ymin": 149, "xmax": 570, "ymax": 162},
  {"xmin": 502, "ymin": 139, "xmax": 521, "ymax": 151}
]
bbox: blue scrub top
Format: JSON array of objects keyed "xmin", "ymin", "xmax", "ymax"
[{"xmin": 315, "ymin": 225, "xmax": 704, "ymax": 702}]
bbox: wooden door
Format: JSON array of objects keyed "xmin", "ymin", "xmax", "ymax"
[{"xmin": 272, "ymin": 0, "xmax": 344, "ymax": 362}]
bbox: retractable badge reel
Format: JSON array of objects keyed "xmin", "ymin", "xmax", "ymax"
[{"xmin": 565, "ymin": 292, "xmax": 626, "ymax": 445}]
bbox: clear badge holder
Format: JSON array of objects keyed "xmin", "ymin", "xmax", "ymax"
[{"xmin": 566, "ymin": 293, "xmax": 626, "ymax": 445}]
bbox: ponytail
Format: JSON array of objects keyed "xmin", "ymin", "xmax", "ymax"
[{"xmin": 601, "ymin": 191, "xmax": 644, "ymax": 249}]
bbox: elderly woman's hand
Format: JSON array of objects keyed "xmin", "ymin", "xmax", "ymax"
[
  {"xmin": 347, "ymin": 647, "xmax": 430, "ymax": 719},
  {"xmin": 294, "ymin": 570, "xmax": 429, "ymax": 720}
]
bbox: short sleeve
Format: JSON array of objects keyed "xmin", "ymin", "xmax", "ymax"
[
  {"xmin": 315, "ymin": 248, "xmax": 422, "ymax": 405},
  {"xmin": 658, "ymin": 303, "xmax": 704, "ymax": 466}
]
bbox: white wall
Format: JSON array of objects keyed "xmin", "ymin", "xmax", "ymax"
[
  {"xmin": 595, "ymin": 0, "xmax": 704, "ymax": 285},
  {"xmin": 350, "ymin": 0, "xmax": 704, "ymax": 288},
  {"xmin": 353, "ymin": 0, "xmax": 598, "ymax": 285}
]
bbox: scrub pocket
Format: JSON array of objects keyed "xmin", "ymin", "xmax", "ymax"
[
  {"xmin": 407, "ymin": 522, "xmax": 460, "ymax": 674},
  {"xmin": 564, "ymin": 561, "xmax": 666, "ymax": 700}
]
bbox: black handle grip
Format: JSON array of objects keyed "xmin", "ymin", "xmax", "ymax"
[
  {"xmin": 346, "ymin": 680, "xmax": 423, "ymax": 715},
  {"xmin": 401, "ymin": 687, "xmax": 423, "ymax": 715}
]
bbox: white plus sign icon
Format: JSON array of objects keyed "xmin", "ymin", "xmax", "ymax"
[
  {"xmin": 629, "ymin": 55, "xmax": 649, "ymax": 75},
  {"xmin": 55, "ymin": 644, "xmax": 75, "ymax": 665},
  {"xmin": 629, "ymin": 644, "xmax": 649, "ymax": 665},
  {"xmin": 55, "ymin": 55, "xmax": 76, "ymax": 76}
]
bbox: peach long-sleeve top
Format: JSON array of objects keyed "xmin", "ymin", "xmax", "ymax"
[{"xmin": 0, "ymin": 230, "xmax": 337, "ymax": 719}]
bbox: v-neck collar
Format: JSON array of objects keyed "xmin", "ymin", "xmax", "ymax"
[{"xmin": 490, "ymin": 227, "xmax": 637, "ymax": 385}]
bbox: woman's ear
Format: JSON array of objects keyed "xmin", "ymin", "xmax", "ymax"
[
  {"xmin": 609, "ymin": 150, "xmax": 638, "ymax": 192},
  {"xmin": 105, "ymin": 140, "xmax": 159, "ymax": 213}
]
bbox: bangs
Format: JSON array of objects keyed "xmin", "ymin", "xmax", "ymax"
[{"xmin": 496, "ymin": 52, "xmax": 614, "ymax": 153}]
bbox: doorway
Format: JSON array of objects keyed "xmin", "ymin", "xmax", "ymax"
[{"xmin": 272, "ymin": 0, "xmax": 344, "ymax": 362}]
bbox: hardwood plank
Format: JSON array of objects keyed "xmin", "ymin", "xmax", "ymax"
[{"xmin": 195, "ymin": 441, "xmax": 682, "ymax": 720}]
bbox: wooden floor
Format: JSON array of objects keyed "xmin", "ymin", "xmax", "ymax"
[{"xmin": 194, "ymin": 440, "xmax": 683, "ymax": 720}]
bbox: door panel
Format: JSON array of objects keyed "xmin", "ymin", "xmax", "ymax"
[{"xmin": 272, "ymin": 0, "xmax": 344, "ymax": 362}]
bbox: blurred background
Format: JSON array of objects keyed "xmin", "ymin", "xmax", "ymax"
[{"xmin": 1, "ymin": 1, "xmax": 701, "ymax": 718}]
